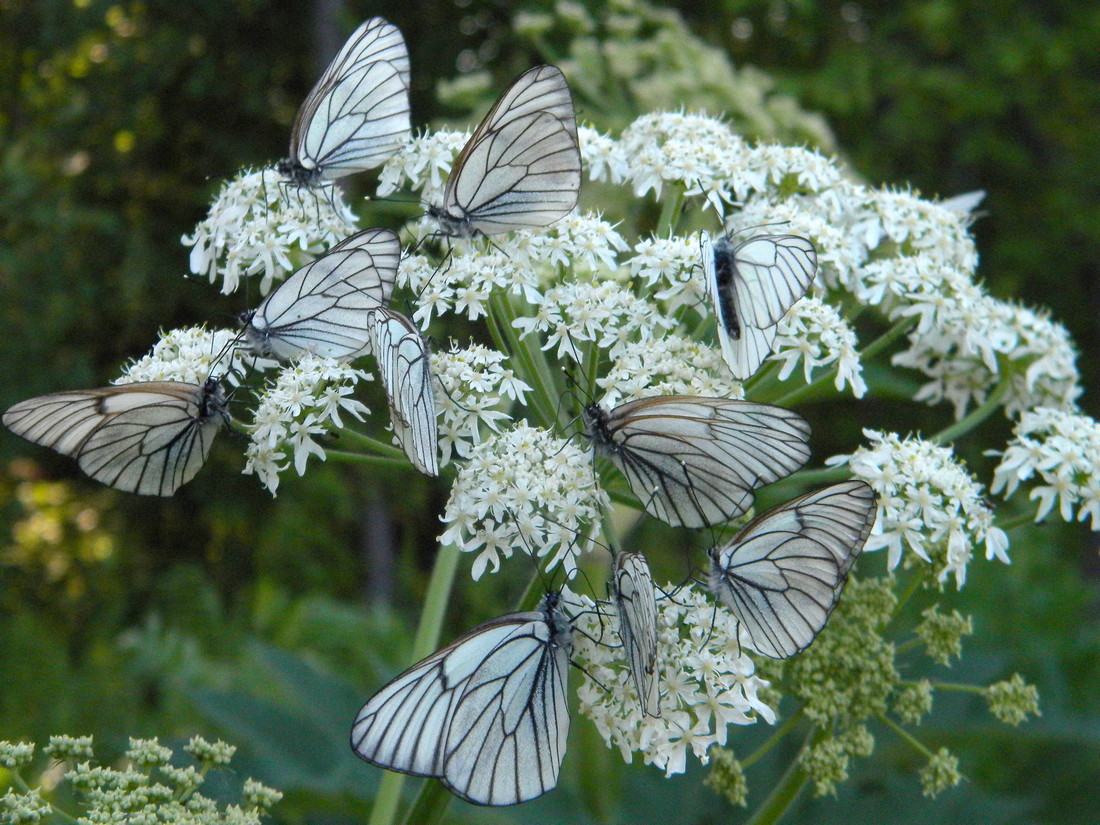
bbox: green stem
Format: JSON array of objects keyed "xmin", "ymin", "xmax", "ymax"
[
  {"xmin": 656, "ymin": 188, "xmax": 685, "ymax": 237},
  {"xmin": 744, "ymin": 724, "xmax": 818, "ymax": 825},
  {"xmin": 337, "ymin": 427, "xmax": 409, "ymax": 460},
  {"xmin": 783, "ymin": 465, "xmax": 851, "ymax": 488},
  {"xmin": 930, "ymin": 378, "xmax": 1010, "ymax": 445},
  {"xmin": 930, "ymin": 681, "xmax": 985, "ymax": 695},
  {"xmin": 995, "ymin": 511, "xmax": 1039, "ymax": 531},
  {"xmin": 876, "ymin": 712, "xmax": 933, "ymax": 759},
  {"xmin": 326, "ymin": 449, "xmax": 413, "ymax": 469},
  {"xmin": 741, "ymin": 706, "xmax": 805, "ymax": 769},
  {"xmin": 859, "ymin": 315, "xmax": 918, "ymax": 362},
  {"xmin": 487, "ymin": 292, "xmax": 565, "ymax": 432},
  {"xmin": 891, "ymin": 573, "xmax": 926, "ymax": 622},
  {"xmin": 368, "ymin": 545, "xmax": 462, "ymax": 825}
]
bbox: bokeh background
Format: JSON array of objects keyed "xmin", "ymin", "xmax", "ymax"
[{"xmin": 2, "ymin": 1, "xmax": 1098, "ymax": 822}]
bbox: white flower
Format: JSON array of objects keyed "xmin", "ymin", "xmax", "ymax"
[
  {"xmin": 116, "ymin": 326, "xmax": 250, "ymax": 385},
  {"xmin": 376, "ymin": 128, "xmax": 470, "ymax": 204},
  {"xmin": 598, "ymin": 335, "xmax": 743, "ymax": 407},
  {"xmin": 772, "ymin": 296, "xmax": 866, "ymax": 397},
  {"xmin": 439, "ymin": 424, "xmax": 608, "ymax": 580},
  {"xmin": 830, "ymin": 430, "xmax": 1008, "ymax": 587},
  {"xmin": 990, "ymin": 407, "xmax": 1100, "ymax": 530},
  {"xmin": 182, "ymin": 168, "xmax": 357, "ymax": 295},
  {"xmin": 242, "ymin": 354, "xmax": 370, "ymax": 494},
  {"xmin": 568, "ymin": 583, "xmax": 773, "ymax": 777}
]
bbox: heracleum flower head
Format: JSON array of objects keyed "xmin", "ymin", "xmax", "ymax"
[
  {"xmin": 568, "ymin": 583, "xmax": 774, "ymax": 777},
  {"xmin": 431, "ymin": 344, "xmax": 533, "ymax": 466},
  {"xmin": 598, "ymin": 334, "xmax": 743, "ymax": 406},
  {"xmin": 990, "ymin": 406, "xmax": 1100, "ymax": 527},
  {"xmin": 116, "ymin": 326, "xmax": 248, "ymax": 385},
  {"xmin": 829, "ymin": 430, "xmax": 1009, "ymax": 587},
  {"xmin": 182, "ymin": 168, "xmax": 358, "ymax": 295},
  {"xmin": 243, "ymin": 355, "xmax": 370, "ymax": 494},
  {"xmin": 439, "ymin": 424, "xmax": 608, "ymax": 579},
  {"xmin": 376, "ymin": 128, "xmax": 470, "ymax": 203}
]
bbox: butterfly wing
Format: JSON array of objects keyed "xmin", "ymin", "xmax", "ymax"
[
  {"xmin": 243, "ymin": 228, "xmax": 401, "ymax": 361},
  {"xmin": 288, "ymin": 17, "xmax": 411, "ymax": 180},
  {"xmin": 2, "ymin": 380, "xmax": 226, "ymax": 496},
  {"xmin": 436, "ymin": 65, "xmax": 580, "ymax": 237},
  {"xmin": 351, "ymin": 595, "xmax": 572, "ymax": 806},
  {"xmin": 585, "ymin": 396, "xmax": 811, "ymax": 529},
  {"xmin": 708, "ymin": 480, "xmax": 877, "ymax": 658},
  {"xmin": 613, "ymin": 552, "xmax": 660, "ymax": 717},
  {"xmin": 703, "ymin": 233, "xmax": 816, "ymax": 380},
  {"xmin": 368, "ymin": 308, "xmax": 439, "ymax": 475}
]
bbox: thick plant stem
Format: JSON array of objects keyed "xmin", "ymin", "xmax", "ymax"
[
  {"xmin": 368, "ymin": 544, "xmax": 462, "ymax": 825},
  {"xmin": 744, "ymin": 725, "xmax": 819, "ymax": 825},
  {"xmin": 931, "ymin": 378, "xmax": 1010, "ymax": 445}
]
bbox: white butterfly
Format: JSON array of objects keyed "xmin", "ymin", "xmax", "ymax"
[
  {"xmin": 350, "ymin": 592, "xmax": 572, "ymax": 806},
  {"xmin": 428, "ymin": 64, "xmax": 581, "ymax": 238},
  {"xmin": 2, "ymin": 378, "xmax": 228, "ymax": 496},
  {"xmin": 708, "ymin": 480, "xmax": 877, "ymax": 658},
  {"xmin": 278, "ymin": 17, "xmax": 411, "ymax": 186},
  {"xmin": 582, "ymin": 395, "xmax": 812, "ymax": 529},
  {"xmin": 240, "ymin": 228, "xmax": 400, "ymax": 361},
  {"xmin": 367, "ymin": 308, "xmax": 439, "ymax": 476},
  {"xmin": 700, "ymin": 231, "xmax": 817, "ymax": 381},
  {"xmin": 611, "ymin": 552, "xmax": 661, "ymax": 717}
]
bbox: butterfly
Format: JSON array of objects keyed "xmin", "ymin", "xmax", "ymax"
[
  {"xmin": 2, "ymin": 378, "xmax": 228, "ymax": 496},
  {"xmin": 240, "ymin": 228, "xmax": 401, "ymax": 361},
  {"xmin": 582, "ymin": 395, "xmax": 812, "ymax": 529},
  {"xmin": 707, "ymin": 479, "xmax": 878, "ymax": 658},
  {"xmin": 277, "ymin": 17, "xmax": 411, "ymax": 186},
  {"xmin": 367, "ymin": 308, "xmax": 439, "ymax": 475},
  {"xmin": 350, "ymin": 591, "xmax": 573, "ymax": 806},
  {"xmin": 700, "ymin": 231, "xmax": 817, "ymax": 381},
  {"xmin": 428, "ymin": 64, "xmax": 581, "ymax": 238},
  {"xmin": 611, "ymin": 551, "xmax": 661, "ymax": 717}
]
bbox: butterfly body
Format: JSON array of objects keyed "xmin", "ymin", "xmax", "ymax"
[
  {"xmin": 708, "ymin": 480, "xmax": 877, "ymax": 658},
  {"xmin": 583, "ymin": 395, "xmax": 811, "ymax": 528},
  {"xmin": 241, "ymin": 228, "xmax": 400, "ymax": 362},
  {"xmin": 3, "ymin": 378, "xmax": 227, "ymax": 496},
  {"xmin": 351, "ymin": 592, "xmax": 571, "ymax": 806},
  {"xmin": 431, "ymin": 65, "xmax": 580, "ymax": 238},
  {"xmin": 281, "ymin": 17, "xmax": 411, "ymax": 185},
  {"xmin": 701, "ymin": 232, "xmax": 817, "ymax": 380}
]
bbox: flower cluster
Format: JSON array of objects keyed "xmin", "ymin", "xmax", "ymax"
[
  {"xmin": 990, "ymin": 406, "xmax": 1100, "ymax": 527},
  {"xmin": 183, "ymin": 168, "xmax": 358, "ymax": 295},
  {"xmin": 116, "ymin": 326, "xmax": 247, "ymax": 385},
  {"xmin": 567, "ymin": 585, "xmax": 775, "ymax": 777},
  {"xmin": 830, "ymin": 430, "xmax": 1009, "ymax": 587},
  {"xmin": 438, "ymin": 425, "xmax": 607, "ymax": 579},
  {"xmin": 243, "ymin": 355, "xmax": 371, "ymax": 493},
  {"xmin": 0, "ymin": 735, "xmax": 280, "ymax": 825}
]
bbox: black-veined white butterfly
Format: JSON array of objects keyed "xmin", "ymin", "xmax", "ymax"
[
  {"xmin": 350, "ymin": 591, "xmax": 572, "ymax": 806},
  {"xmin": 240, "ymin": 228, "xmax": 400, "ymax": 361},
  {"xmin": 368, "ymin": 308, "xmax": 439, "ymax": 475},
  {"xmin": 700, "ymin": 231, "xmax": 817, "ymax": 381},
  {"xmin": 2, "ymin": 378, "xmax": 228, "ymax": 496},
  {"xmin": 707, "ymin": 479, "xmax": 877, "ymax": 659},
  {"xmin": 277, "ymin": 17, "xmax": 411, "ymax": 186},
  {"xmin": 612, "ymin": 552, "xmax": 661, "ymax": 717},
  {"xmin": 583, "ymin": 395, "xmax": 811, "ymax": 529},
  {"xmin": 428, "ymin": 65, "xmax": 581, "ymax": 238}
]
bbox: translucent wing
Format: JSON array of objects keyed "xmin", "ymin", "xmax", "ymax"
[
  {"xmin": 2, "ymin": 379, "xmax": 226, "ymax": 496},
  {"xmin": 351, "ymin": 593, "xmax": 572, "ymax": 806},
  {"xmin": 430, "ymin": 65, "xmax": 580, "ymax": 237},
  {"xmin": 702, "ymin": 232, "xmax": 817, "ymax": 381},
  {"xmin": 368, "ymin": 308, "xmax": 439, "ymax": 475},
  {"xmin": 708, "ymin": 480, "xmax": 877, "ymax": 658},
  {"xmin": 283, "ymin": 17, "xmax": 411, "ymax": 183},
  {"xmin": 242, "ymin": 228, "xmax": 400, "ymax": 361},
  {"xmin": 612, "ymin": 552, "xmax": 660, "ymax": 717},
  {"xmin": 584, "ymin": 395, "xmax": 811, "ymax": 529}
]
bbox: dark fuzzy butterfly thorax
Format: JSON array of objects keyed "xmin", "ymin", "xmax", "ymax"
[{"xmin": 276, "ymin": 158, "xmax": 322, "ymax": 188}]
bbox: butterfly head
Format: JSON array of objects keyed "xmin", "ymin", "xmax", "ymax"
[
  {"xmin": 276, "ymin": 158, "xmax": 322, "ymax": 188},
  {"xmin": 200, "ymin": 378, "xmax": 229, "ymax": 421}
]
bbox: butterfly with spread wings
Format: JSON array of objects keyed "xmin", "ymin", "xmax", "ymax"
[
  {"xmin": 2, "ymin": 378, "xmax": 228, "ymax": 496},
  {"xmin": 278, "ymin": 17, "xmax": 411, "ymax": 186},
  {"xmin": 583, "ymin": 395, "xmax": 812, "ymax": 529},
  {"xmin": 428, "ymin": 65, "xmax": 581, "ymax": 238},
  {"xmin": 708, "ymin": 480, "xmax": 877, "ymax": 658},
  {"xmin": 611, "ymin": 551, "xmax": 661, "ymax": 717},
  {"xmin": 701, "ymin": 231, "xmax": 817, "ymax": 381},
  {"xmin": 367, "ymin": 308, "xmax": 439, "ymax": 476},
  {"xmin": 240, "ymin": 228, "xmax": 400, "ymax": 361},
  {"xmin": 351, "ymin": 591, "xmax": 572, "ymax": 806}
]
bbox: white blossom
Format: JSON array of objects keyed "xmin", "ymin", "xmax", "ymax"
[
  {"xmin": 182, "ymin": 168, "xmax": 357, "ymax": 295},
  {"xmin": 116, "ymin": 326, "xmax": 251, "ymax": 386}
]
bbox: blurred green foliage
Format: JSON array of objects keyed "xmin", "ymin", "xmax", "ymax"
[{"xmin": 1, "ymin": 0, "xmax": 1098, "ymax": 823}]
